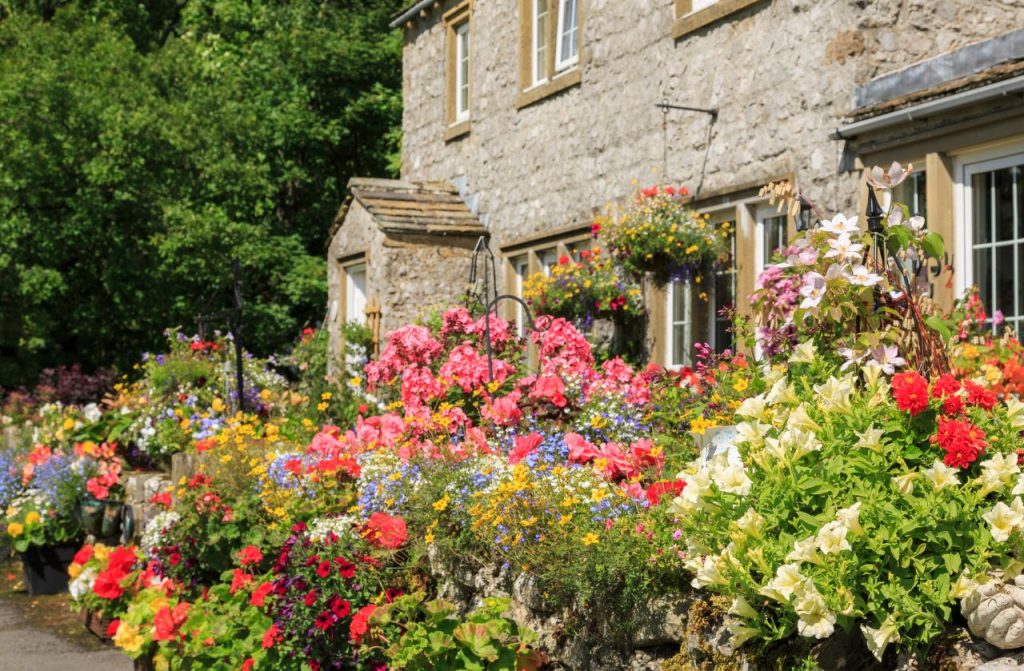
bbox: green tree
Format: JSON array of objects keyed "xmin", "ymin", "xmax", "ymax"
[{"xmin": 0, "ymin": 0, "xmax": 403, "ymax": 386}]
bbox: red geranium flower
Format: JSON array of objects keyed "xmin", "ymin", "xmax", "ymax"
[
  {"xmin": 230, "ymin": 569, "xmax": 253, "ymax": 594},
  {"xmin": 237, "ymin": 545, "xmax": 264, "ymax": 567},
  {"xmin": 149, "ymin": 491, "xmax": 173, "ymax": 509},
  {"xmin": 153, "ymin": 603, "xmax": 190, "ymax": 642},
  {"xmin": 304, "ymin": 590, "xmax": 318, "ymax": 607},
  {"xmin": 250, "ymin": 582, "xmax": 274, "ymax": 607},
  {"xmin": 349, "ymin": 604, "xmax": 377, "ymax": 644},
  {"xmin": 892, "ymin": 371, "xmax": 930, "ymax": 416},
  {"xmin": 361, "ymin": 513, "xmax": 408, "ymax": 550},
  {"xmin": 242, "ymin": 659, "xmax": 255, "ymax": 671},
  {"xmin": 261, "ymin": 624, "xmax": 279, "ymax": 649},
  {"xmin": 93, "ymin": 568, "xmax": 127, "ymax": 600},
  {"xmin": 645, "ymin": 480, "xmax": 686, "ymax": 506},
  {"xmin": 107, "ymin": 619, "xmax": 121, "ymax": 638}
]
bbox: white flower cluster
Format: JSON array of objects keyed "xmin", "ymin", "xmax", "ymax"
[
  {"xmin": 140, "ymin": 510, "xmax": 180, "ymax": 553},
  {"xmin": 69, "ymin": 567, "xmax": 97, "ymax": 602},
  {"xmin": 306, "ymin": 515, "xmax": 358, "ymax": 543}
]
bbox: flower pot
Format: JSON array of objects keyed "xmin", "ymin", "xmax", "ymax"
[
  {"xmin": 79, "ymin": 498, "xmax": 105, "ymax": 537},
  {"xmin": 101, "ymin": 501, "xmax": 124, "ymax": 539},
  {"xmin": 81, "ymin": 607, "xmax": 114, "ymax": 641},
  {"xmin": 19, "ymin": 542, "xmax": 79, "ymax": 596}
]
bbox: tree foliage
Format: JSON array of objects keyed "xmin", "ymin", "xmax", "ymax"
[{"xmin": 0, "ymin": 0, "xmax": 403, "ymax": 385}]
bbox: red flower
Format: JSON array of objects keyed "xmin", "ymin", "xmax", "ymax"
[
  {"xmin": 509, "ymin": 433, "xmax": 543, "ymax": 465},
  {"xmin": 892, "ymin": 371, "xmax": 930, "ymax": 416},
  {"xmin": 149, "ymin": 491, "xmax": 173, "ymax": 509},
  {"xmin": 261, "ymin": 624, "xmax": 279, "ymax": 649},
  {"xmin": 73, "ymin": 544, "xmax": 94, "ymax": 566},
  {"xmin": 964, "ymin": 380, "xmax": 997, "ymax": 410},
  {"xmin": 641, "ymin": 186, "xmax": 659, "ymax": 198},
  {"xmin": 931, "ymin": 374, "xmax": 963, "ymax": 415},
  {"xmin": 93, "ymin": 568, "xmax": 127, "ymax": 600},
  {"xmin": 315, "ymin": 610, "xmax": 334, "ymax": 631},
  {"xmin": 195, "ymin": 438, "xmax": 217, "ymax": 452},
  {"xmin": 237, "ymin": 545, "xmax": 264, "ymax": 567},
  {"xmin": 645, "ymin": 480, "xmax": 686, "ymax": 506},
  {"xmin": 250, "ymin": 582, "xmax": 274, "ymax": 607},
  {"xmin": 230, "ymin": 569, "xmax": 253, "ymax": 594},
  {"xmin": 242, "ymin": 660, "xmax": 256, "ymax": 671},
  {"xmin": 107, "ymin": 546, "xmax": 138, "ymax": 573},
  {"xmin": 317, "ymin": 561, "xmax": 332, "ymax": 579},
  {"xmin": 558, "ymin": 255, "xmax": 569, "ymax": 265},
  {"xmin": 107, "ymin": 619, "xmax": 121, "ymax": 638},
  {"xmin": 330, "ymin": 596, "xmax": 351, "ymax": 619},
  {"xmin": 530, "ymin": 375, "xmax": 568, "ymax": 408},
  {"xmin": 590, "ymin": 223, "xmax": 601, "ymax": 237},
  {"xmin": 188, "ymin": 473, "xmax": 211, "ymax": 488},
  {"xmin": 931, "ymin": 416, "xmax": 988, "ymax": 468},
  {"xmin": 334, "ymin": 557, "xmax": 356, "ymax": 579},
  {"xmin": 349, "ymin": 604, "xmax": 377, "ymax": 644},
  {"xmin": 168, "ymin": 551, "xmax": 182, "ymax": 567},
  {"xmin": 153, "ymin": 603, "xmax": 190, "ymax": 642},
  {"xmin": 358, "ymin": 404, "xmax": 369, "ymax": 415},
  {"xmin": 362, "ymin": 513, "xmax": 408, "ymax": 550},
  {"xmin": 304, "ymin": 590, "xmax": 318, "ymax": 607}
]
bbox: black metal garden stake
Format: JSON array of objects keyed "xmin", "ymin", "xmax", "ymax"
[{"xmin": 230, "ymin": 259, "xmax": 246, "ymax": 413}]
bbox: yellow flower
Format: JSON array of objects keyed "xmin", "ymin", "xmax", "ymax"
[
  {"xmin": 424, "ymin": 532, "xmax": 435, "ymax": 544},
  {"xmin": 432, "ymin": 495, "xmax": 450, "ymax": 512},
  {"xmin": 733, "ymin": 378, "xmax": 749, "ymax": 392},
  {"xmin": 320, "ymin": 392, "xmax": 333, "ymax": 401},
  {"xmin": 24, "ymin": 511, "xmax": 40, "ymax": 525},
  {"xmin": 113, "ymin": 622, "xmax": 145, "ymax": 653},
  {"xmin": 94, "ymin": 544, "xmax": 111, "ymax": 562},
  {"xmin": 690, "ymin": 416, "xmax": 718, "ymax": 436},
  {"xmin": 6, "ymin": 522, "xmax": 24, "ymax": 537},
  {"xmin": 211, "ymin": 398, "xmax": 226, "ymax": 413},
  {"xmin": 68, "ymin": 563, "xmax": 83, "ymax": 580},
  {"xmin": 582, "ymin": 532, "xmax": 600, "ymax": 546},
  {"xmin": 63, "ymin": 418, "xmax": 75, "ymax": 431}
]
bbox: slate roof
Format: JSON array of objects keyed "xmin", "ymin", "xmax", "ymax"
[{"xmin": 331, "ymin": 178, "xmax": 486, "ymax": 241}]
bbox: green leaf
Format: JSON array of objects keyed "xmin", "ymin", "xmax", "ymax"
[
  {"xmin": 921, "ymin": 232, "xmax": 945, "ymax": 260},
  {"xmin": 925, "ymin": 316, "xmax": 953, "ymax": 341}
]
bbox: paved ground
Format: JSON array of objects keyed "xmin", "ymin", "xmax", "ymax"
[{"xmin": 0, "ymin": 598, "xmax": 131, "ymax": 671}]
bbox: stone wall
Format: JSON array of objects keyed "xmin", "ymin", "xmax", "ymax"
[
  {"xmin": 399, "ymin": 0, "xmax": 1022, "ymax": 250},
  {"xmin": 328, "ymin": 199, "xmax": 483, "ymax": 370}
]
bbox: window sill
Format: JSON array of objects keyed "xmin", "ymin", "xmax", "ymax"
[
  {"xmin": 672, "ymin": 0, "xmax": 763, "ymax": 39},
  {"xmin": 444, "ymin": 119, "xmax": 471, "ymax": 142},
  {"xmin": 515, "ymin": 68, "xmax": 582, "ymax": 110}
]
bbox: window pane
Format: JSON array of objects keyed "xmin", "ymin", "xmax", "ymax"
[
  {"xmin": 895, "ymin": 171, "xmax": 927, "ymax": 218},
  {"xmin": 974, "ymin": 171, "xmax": 993, "ymax": 245},
  {"xmin": 763, "ymin": 214, "xmax": 787, "ymax": 265},
  {"xmin": 456, "ymin": 24, "xmax": 470, "ymax": 117},
  {"xmin": 975, "ymin": 247, "xmax": 992, "ymax": 325},
  {"xmin": 672, "ymin": 324, "xmax": 688, "ymax": 367},
  {"xmin": 996, "ymin": 244, "xmax": 1015, "ymax": 324},
  {"xmin": 558, "ymin": 0, "xmax": 578, "ymax": 65},
  {"xmin": 534, "ymin": 0, "xmax": 547, "ymax": 83},
  {"xmin": 997, "ymin": 166, "xmax": 1016, "ymax": 242},
  {"xmin": 692, "ymin": 0, "xmax": 719, "ymax": 10}
]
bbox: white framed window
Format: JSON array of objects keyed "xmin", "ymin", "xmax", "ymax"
[
  {"xmin": 754, "ymin": 206, "xmax": 788, "ymax": 273},
  {"xmin": 958, "ymin": 149, "xmax": 1024, "ymax": 334},
  {"xmin": 454, "ymin": 22, "xmax": 470, "ymax": 122},
  {"xmin": 690, "ymin": 0, "xmax": 718, "ymax": 11},
  {"xmin": 511, "ymin": 255, "xmax": 530, "ymax": 336},
  {"xmin": 554, "ymin": 0, "xmax": 579, "ymax": 72},
  {"xmin": 538, "ymin": 248, "xmax": 560, "ymax": 276},
  {"xmin": 345, "ymin": 263, "xmax": 367, "ymax": 325},
  {"xmin": 531, "ymin": 0, "xmax": 549, "ymax": 86},
  {"xmin": 666, "ymin": 213, "xmax": 736, "ymax": 367},
  {"xmin": 894, "ymin": 170, "xmax": 927, "ymax": 218}
]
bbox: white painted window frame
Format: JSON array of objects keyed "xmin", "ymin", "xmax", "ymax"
[
  {"xmin": 345, "ymin": 263, "xmax": 367, "ymax": 325},
  {"xmin": 554, "ymin": 0, "xmax": 579, "ymax": 73},
  {"xmin": 954, "ymin": 142, "xmax": 1024, "ymax": 333},
  {"xmin": 454, "ymin": 21, "xmax": 471, "ymax": 122},
  {"xmin": 531, "ymin": 0, "xmax": 549, "ymax": 87}
]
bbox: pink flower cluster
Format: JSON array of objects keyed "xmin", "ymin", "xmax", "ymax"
[
  {"xmin": 565, "ymin": 433, "xmax": 665, "ymax": 482},
  {"xmin": 365, "ymin": 325, "xmax": 443, "ymax": 388},
  {"xmin": 531, "ymin": 316, "xmax": 595, "ymax": 378}
]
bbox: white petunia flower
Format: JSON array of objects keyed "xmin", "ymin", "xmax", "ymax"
[
  {"xmin": 787, "ymin": 404, "xmax": 822, "ymax": 433},
  {"xmin": 861, "ymin": 617, "xmax": 901, "ymax": 661},
  {"xmin": 794, "ymin": 590, "xmax": 836, "ymax": 639},
  {"xmin": 788, "ymin": 341, "xmax": 817, "ymax": 365},
  {"xmin": 729, "ymin": 595, "xmax": 760, "ymax": 621},
  {"xmin": 813, "ymin": 376, "xmax": 854, "ymax": 414},
  {"xmin": 736, "ymin": 395, "xmax": 770, "ymax": 422},
  {"xmin": 1005, "ymin": 398, "xmax": 1024, "ymax": 429},
  {"xmin": 669, "ymin": 470, "xmax": 712, "ymax": 515},
  {"xmin": 836, "ymin": 502, "xmax": 864, "ymax": 534},
  {"xmin": 689, "ymin": 555, "xmax": 728, "ymax": 589},
  {"xmin": 727, "ymin": 622, "xmax": 760, "ymax": 648},
  {"xmin": 983, "ymin": 500, "xmax": 1024, "ymax": 542},
  {"xmin": 786, "ymin": 535, "xmax": 821, "ymax": 565},
  {"xmin": 855, "ymin": 426, "xmax": 885, "ymax": 452},
  {"xmin": 978, "ymin": 453, "xmax": 1021, "ymax": 495},
  {"xmin": 893, "ymin": 473, "xmax": 916, "ymax": 495},
  {"xmin": 923, "ymin": 461, "xmax": 960, "ymax": 490},
  {"xmin": 735, "ymin": 508, "xmax": 766, "ymax": 537},
  {"xmin": 712, "ymin": 462, "xmax": 752, "ymax": 496},
  {"xmin": 735, "ymin": 421, "xmax": 768, "ymax": 450},
  {"xmin": 766, "ymin": 563, "xmax": 809, "ymax": 600},
  {"xmin": 816, "ymin": 521, "xmax": 852, "ymax": 555},
  {"xmin": 766, "ymin": 378, "xmax": 800, "ymax": 406}
]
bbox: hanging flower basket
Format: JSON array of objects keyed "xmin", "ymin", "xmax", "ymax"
[
  {"xmin": 523, "ymin": 248, "xmax": 645, "ymax": 323},
  {"xmin": 597, "ymin": 185, "xmax": 731, "ymax": 287}
]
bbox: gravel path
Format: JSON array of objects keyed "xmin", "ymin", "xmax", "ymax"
[{"xmin": 0, "ymin": 599, "xmax": 132, "ymax": 671}]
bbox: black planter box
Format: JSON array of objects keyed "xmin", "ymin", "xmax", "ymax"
[{"xmin": 20, "ymin": 543, "xmax": 79, "ymax": 596}]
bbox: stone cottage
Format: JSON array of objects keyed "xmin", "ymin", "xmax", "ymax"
[{"xmin": 328, "ymin": 0, "xmax": 1024, "ymax": 369}]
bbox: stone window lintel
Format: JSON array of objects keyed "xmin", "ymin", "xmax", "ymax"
[{"xmin": 672, "ymin": 0, "xmax": 763, "ymax": 40}]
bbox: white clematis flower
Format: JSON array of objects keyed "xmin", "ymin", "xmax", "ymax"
[{"xmin": 819, "ymin": 213, "xmax": 860, "ymax": 236}]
